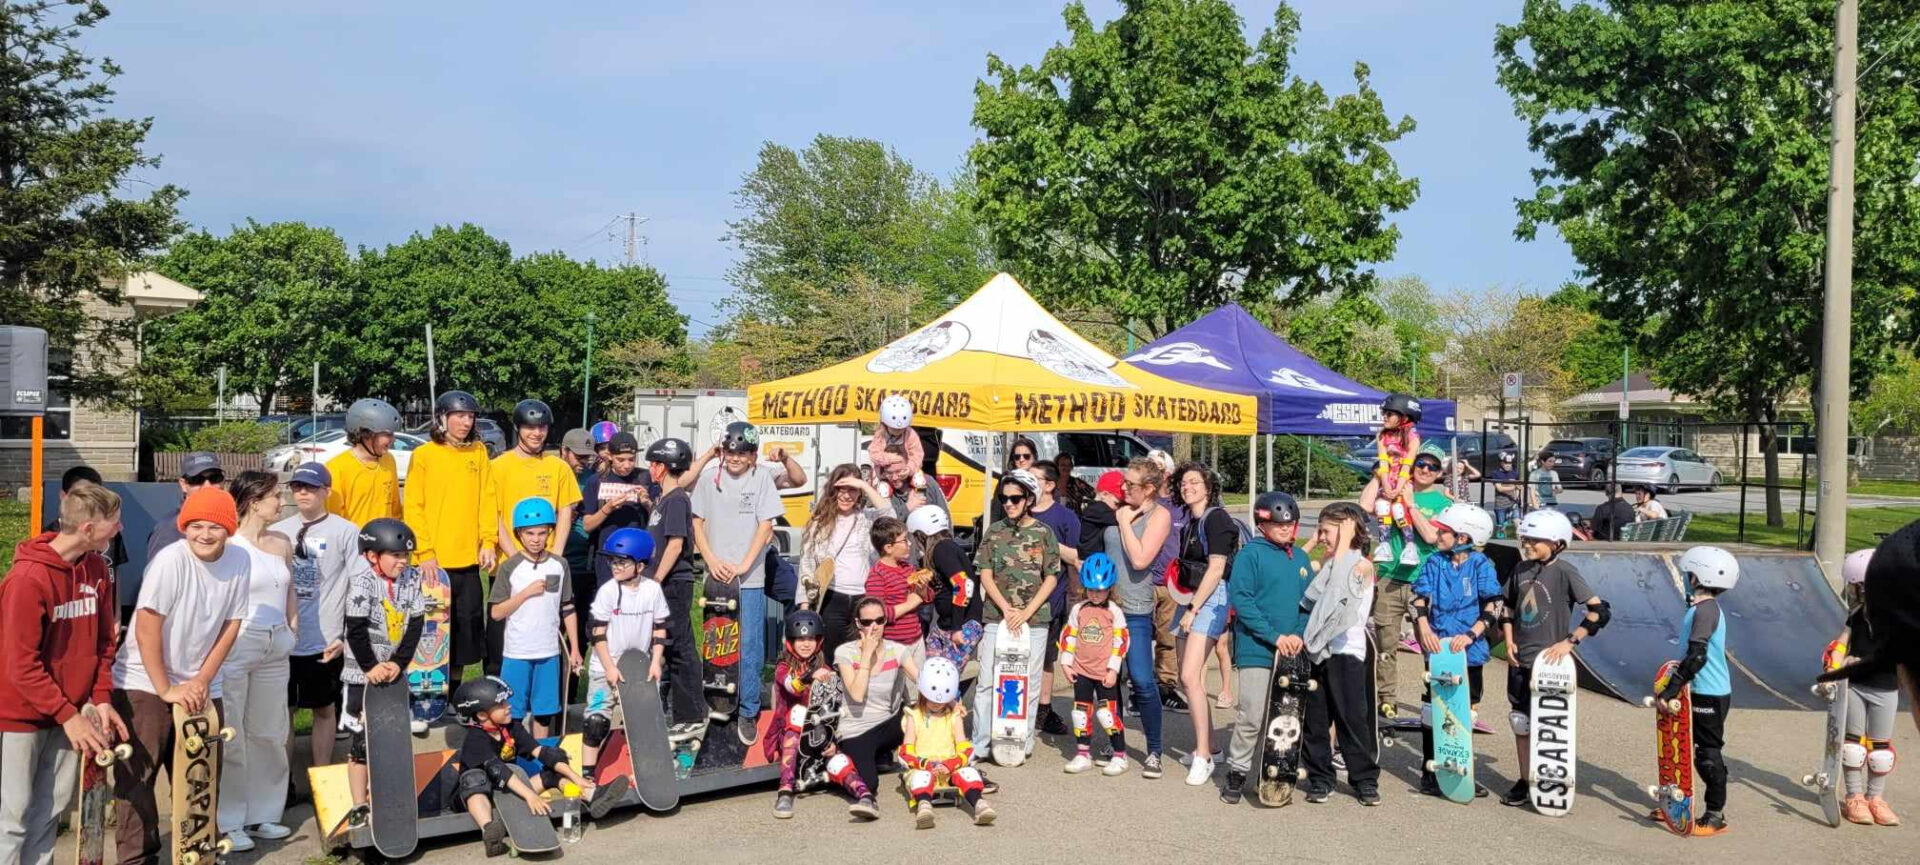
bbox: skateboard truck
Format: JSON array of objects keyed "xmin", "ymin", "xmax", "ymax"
[
  {"xmin": 1425, "ymin": 758, "xmax": 1468, "ymax": 777},
  {"xmin": 1646, "ymin": 783, "xmax": 1685, "ymax": 803},
  {"xmin": 1640, "ymin": 696, "xmax": 1682, "ymax": 714},
  {"xmin": 183, "ymin": 727, "xmax": 235, "ymax": 755},
  {"xmin": 1274, "ymin": 675, "xmax": 1318, "ymax": 692},
  {"xmin": 94, "ymin": 744, "xmax": 132, "ymax": 767},
  {"xmin": 1801, "ymin": 771, "xmax": 1831, "ymax": 788}
]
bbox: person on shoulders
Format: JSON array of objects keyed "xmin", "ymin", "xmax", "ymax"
[
  {"xmin": 1410, "ymin": 503, "xmax": 1502, "ymax": 799},
  {"xmin": 1219, "ymin": 492, "xmax": 1310, "ymax": 805},
  {"xmin": 1501, "ymin": 509, "xmax": 1610, "ymax": 809},
  {"xmin": 1357, "ymin": 446, "xmax": 1450, "ymax": 725},
  {"xmin": 325, "ymin": 398, "xmax": 404, "ymax": 526}
]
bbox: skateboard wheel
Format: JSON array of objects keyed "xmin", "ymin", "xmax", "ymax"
[
  {"xmin": 1276, "ymin": 676, "xmax": 1291, "ymax": 688},
  {"xmin": 1264, "ymin": 766, "xmax": 1278, "ymax": 778},
  {"xmin": 184, "ymin": 735, "xmax": 205, "ymax": 754},
  {"xmin": 181, "ymin": 853, "xmax": 200, "ymax": 865},
  {"xmin": 216, "ymin": 839, "xmax": 234, "ymax": 854},
  {"xmin": 1306, "ymin": 681, "xmax": 1318, "ymax": 692},
  {"xmin": 218, "ymin": 727, "xmax": 236, "ymax": 742},
  {"xmin": 1424, "ymin": 760, "xmax": 1437, "ymax": 773},
  {"xmin": 1646, "ymin": 785, "xmax": 1659, "ymax": 801}
]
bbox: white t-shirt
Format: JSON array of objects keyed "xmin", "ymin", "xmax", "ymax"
[
  {"xmin": 230, "ymin": 536, "xmax": 291, "ymax": 629},
  {"xmin": 495, "ymin": 554, "xmax": 570, "ymax": 660},
  {"xmin": 588, "ymin": 578, "xmax": 670, "ymax": 677},
  {"xmin": 1327, "ymin": 575, "xmax": 1376, "ymax": 662},
  {"xmin": 812, "ymin": 512, "xmax": 878, "ymax": 597},
  {"xmin": 113, "ymin": 539, "xmax": 251, "ymax": 698}
]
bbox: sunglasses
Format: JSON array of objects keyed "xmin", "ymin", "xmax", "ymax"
[
  {"xmin": 999, "ymin": 493, "xmax": 1029, "ymax": 504},
  {"xmin": 1413, "ymin": 461, "xmax": 1442, "ymax": 471},
  {"xmin": 1011, "ymin": 452, "xmax": 1035, "ymax": 461},
  {"xmin": 856, "ymin": 617, "xmax": 886, "ymax": 627}
]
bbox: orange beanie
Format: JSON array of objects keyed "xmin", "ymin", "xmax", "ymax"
[{"xmin": 177, "ymin": 486, "xmax": 238, "ymax": 534}]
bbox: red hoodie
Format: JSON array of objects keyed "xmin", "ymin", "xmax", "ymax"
[{"xmin": 0, "ymin": 532, "xmax": 117, "ymax": 731}]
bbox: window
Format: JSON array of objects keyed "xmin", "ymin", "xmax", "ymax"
[
  {"xmin": 0, "ymin": 347, "xmax": 71, "ymax": 441},
  {"xmin": 1102, "ymin": 434, "xmax": 1145, "ymax": 466},
  {"xmin": 1055, "ymin": 433, "xmax": 1107, "ymax": 467}
]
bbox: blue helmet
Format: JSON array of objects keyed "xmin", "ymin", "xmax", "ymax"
[
  {"xmin": 601, "ymin": 527, "xmax": 655, "ymax": 563},
  {"xmin": 1080, "ymin": 552, "xmax": 1117, "ymax": 591},
  {"xmin": 511, "ymin": 497, "xmax": 556, "ymax": 530}
]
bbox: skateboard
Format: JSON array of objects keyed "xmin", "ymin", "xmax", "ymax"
[
  {"xmin": 700, "ymin": 572, "xmax": 742, "ymax": 722},
  {"xmin": 1367, "ymin": 632, "xmax": 1392, "ymax": 748},
  {"xmin": 493, "ymin": 765, "xmax": 560, "ymax": 855},
  {"xmin": 74, "ymin": 706, "xmax": 130, "ymax": 865},
  {"xmin": 363, "ymin": 680, "xmax": 420, "ymax": 858},
  {"xmin": 1642, "ymin": 659, "xmax": 1695, "ymax": 836},
  {"xmin": 1529, "ymin": 653, "xmax": 1578, "ymax": 817},
  {"xmin": 170, "ymin": 703, "xmax": 235, "ymax": 865},
  {"xmin": 794, "ymin": 672, "xmax": 846, "ymax": 791},
  {"xmin": 1421, "ymin": 646, "xmax": 1473, "ymax": 803},
  {"xmin": 616, "ymin": 649, "xmax": 681, "ymax": 810},
  {"xmin": 1255, "ymin": 649, "xmax": 1315, "ymax": 807},
  {"xmin": 1802, "ymin": 639, "xmax": 1848, "ymax": 827},
  {"xmin": 989, "ymin": 622, "xmax": 1034, "ymax": 767},
  {"xmin": 407, "ymin": 566, "xmax": 452, "ymax": 726}
]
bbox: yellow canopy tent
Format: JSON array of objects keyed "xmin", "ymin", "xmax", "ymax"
[{"xmin": 747, "ymin": 273, "xmax": 1256, "ymax": 434}]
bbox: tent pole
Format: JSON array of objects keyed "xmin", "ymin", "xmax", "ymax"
[
  {"xmin": 1303, "ymin": 436, "xmax": 1312, "ymax": 498},
  {"xmin": 1247, "ymin": 434, "xmax": 1257, "ymax": 520},
  {"xmin": 1265, "ymin": 434, "xmax": 1273, "ymax": 491}
]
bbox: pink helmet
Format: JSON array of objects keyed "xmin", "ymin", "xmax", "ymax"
[{"xmin": 1842, "ymin": 548, "xmax": 1875, "ymax": 586}]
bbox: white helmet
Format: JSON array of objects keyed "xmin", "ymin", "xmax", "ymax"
[
  {"xmin": 1842, "ymin": 548, "xmax": 1875, "ymax": 586},
  {"xmin": 1433, "ymin": 502, "xmax": 1494, "ymax": 549},
  {"xmin": 1004, "ymin": 468, "xmax": 1041, "ymax": 496},
  {"xmin": 906, "ymin": 505, "xmax": 950, "ymax": 537},
  {"xmin": 1515, "ymin": 509, "xmax": 1574, "ymax": 546},
  {"xmin": 1679, "ymin": 545, "xmax": 1739, "ymax": 592},
  {"xmin": 918, "ymin": 657, "xmax": 961, "ymax": 703},
  {"xmin": 879, "ymin": 395, "xmax": 914, "ymax": 431}
]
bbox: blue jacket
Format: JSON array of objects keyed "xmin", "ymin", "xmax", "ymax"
[
  {"xmin": 1411, "ymin": 549, "xmax": 1501, "ymax": 666},
  {"xmin": 1227, "ymin": 537, "xmax": 1314, "ymax": 670}
]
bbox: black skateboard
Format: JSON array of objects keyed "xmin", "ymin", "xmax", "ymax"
[
  {"xmin": 1256, "ymin": 650, "xmax": 1316, "ymax": 807},
  {"xmin": 493, "ymin": 766, "xmax": 560, "ymax": 854},
  {"xmin": 362, "ymin": 681, "xmax": 419, "ymax": 859},
  {"xmin": 700, "ymin": 572, "xmax": 742, "ymax": 721},
  {"xmin": 794, "ymin": 673, "xmax": 846, "ymax": 791},
  {"xmin": 616, "ymin": 650, "xmax": 680, "ymax": 811}
]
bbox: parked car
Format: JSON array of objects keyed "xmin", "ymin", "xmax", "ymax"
[
  {"xmin": 406, "ymin": 417, "xmax": 508, "ymax": 456},
  {"xmin": 266, "ymin": 430, "xmax": 426, "ymax": 481},
  {"xmin": 1541, "ymin": 438, "xmax": 1614, "ymax": 485},
  {"xmin": 1614, "ymin": 446, "xmax": 1723, "ymax": 491},
  {"xmin": 257, "ymin": 413, "xmax": 345, "ymax": 445}
]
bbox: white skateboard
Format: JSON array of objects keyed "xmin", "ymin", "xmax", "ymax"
[
  {"xmin": 1528, "ymin": 653, "xmax": 1578, "ymax": 817},
  {"xmin": 990, "ymin": 623, "xmax": 1033, "ymax": 767}
]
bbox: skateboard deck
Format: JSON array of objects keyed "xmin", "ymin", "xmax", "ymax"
[
  {"xmin": 1255, "ymin": 649, "xmax": 1314, "ymax": 807},
  {"xmin": 493, "ymin": 766, "xmax": 560, "ymax": 854},
  {"xmin": 363, "ymin": 680, "xmax": 420, "ymax": 858},
  {"xmin": 170, "ymin": 703, "xmax": 234, "ymax": 865},
  {"xmin": 990, "ymin": 623, "xmax": 1033, "ymax": 767},
  {"xmin": 794, "ymin": 672, "xmax": 846, "ymax": 791},
  {"xmin": 615, "ymin": 649, "xmax": 681, "ymax": 810},
  {"xmin": 1421, "ymin": 646, "xmax": 1472, "ymax": 803},
  {"xmin": 1803, "ymin": 640, "xmax": 1848, "ymax": 827},
  {"xmin": 75, "ymin": 706, "xmax": 130, "ymax": 865},
  {"xmin": 407, "ymin": 566, "xmax": 452, "ymax": 725},
  {"xmin": 1529, "ymin": 653, "xmax": 1578, "ymax": 817},
  {"xmin": 1643, "ymin": 659, "xmax": 1695, "ymax": 836},
  {"xmin": 699, "ymin": 572, "xmax": 742, "ymax": 721},
  {"xmin": 1367, "ymin": 632, "xmax": 1390, "ymax": 748}
]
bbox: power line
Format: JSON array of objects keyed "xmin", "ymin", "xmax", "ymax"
[
  {"xmin": 565, "ymin": 215, "xmax": 622, "ymax": 254},
  {"xmin": 1858, "ymin": 13, "xmax": 1920, "ymax": 82}
]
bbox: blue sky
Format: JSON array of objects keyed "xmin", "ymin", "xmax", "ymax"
[{"xmin": 91, "ymin": 0, "xmax": 1575, "ymax": 337}]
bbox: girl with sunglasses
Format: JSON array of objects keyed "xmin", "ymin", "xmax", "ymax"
[
  {"xmin": 798, "ymin": 464, "xmax": 891, "ymax": 658},
  {"xmin": 831, "ymin": 597, "xmax": 922, "ymax": 820}
]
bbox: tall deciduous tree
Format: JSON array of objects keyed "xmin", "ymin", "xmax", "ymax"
[
  {"xmin": 968, "ymin": 0, "xmax": 1418, "ymax": 336},
  {"xmin": 0, "ymin": 1, "xmax": 184, "ymax": 401},
  {"xmin": 1438, "ymin": 286, "xmax": 1579, "ymax": 421},
  {"xmin": 1496, "ymin": 0, "xmax": 1920, "ymax": 524}
]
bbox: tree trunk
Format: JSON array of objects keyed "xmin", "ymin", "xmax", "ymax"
[
  {"xmin": 1759, "ymin": 401, "xmax": 1784, "ymax": 528},
  {"xmin": 258, "ymin": 386, "xmax": 278, "ymax": 419}
]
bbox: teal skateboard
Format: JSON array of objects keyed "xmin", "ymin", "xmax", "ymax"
[{"xmin": 1422, "ymin": 646, "xmax": 1473, "ymax": 804}]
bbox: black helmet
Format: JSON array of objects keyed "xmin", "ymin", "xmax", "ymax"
[
  {"xmin": 358, "ymin": 518, "xmax": 417, "ymax": 554},
  {"xmin": 1380, "ymin": 393, "xmax": 1423, "ymax": 423},
  {"xmin": 435, "ymin": 390, "xmax": 480, "ymax": 420},
  {"xmin": 720, "ymin": 421, "xmax": 760, "ymax": 454},
  {"xmin": 452, "ymin": 676, "xmax": 513, "ymax": 726},
  {"xmin": 513, "ymin": 399, "xmax": 552, "ymax": 429},
  {"xmin": 645, "ymin": 437, "xmax": 692, "ymax": 472},
  {"xmin": 1252, "ymin": 491, "xmax": 1299, "ymax": 525},
  {"xmin": 786, "ymin": 610, "xmax": 826, "ymax": 639}
]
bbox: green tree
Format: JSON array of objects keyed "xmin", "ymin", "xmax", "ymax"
[
  {"xmin": 1495, "ymin": 0, "xmax": 1920, "ymax": 524},
  {"xmin": 1542, "ymin": 283, "xmax": 1633, "ymax": 393},
  {"xmin": 1854, "ymin": 350, "xmax": 1920, "ymax": 437},
  {"xmin": 1268, "ymin": 275, "xmax": 1443, "ymax": 394},
  {"xmin": 968, "ymin": 0, "xmax": 1418, "ymax": 337},
  {"xmin": 146, "ymin": 221, "xmax": 356, "ymax": 415},
  {"xmin": 0, "ymin": 1, "xmax": 185, "ymax": 401},
  {"xmin": 1438, "ymin": 286, "xmax": 1579, "ymax": 420}
]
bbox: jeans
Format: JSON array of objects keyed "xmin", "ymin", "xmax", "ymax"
[
  {"xmin": 1123, "ymin": 612, "xmax": 1164, "ymax": 754},
  {"xmin": 970, "ymin": 622, "xmax": 1049, "ymax": 757},
  {"xmin": 739, "ymin": 585, "xmax": 766, "ymax": 720}
]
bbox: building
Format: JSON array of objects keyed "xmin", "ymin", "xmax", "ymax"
[
  {"xmin": 1, "ymin": 272, "xmax": 202, "ymax": 492},
  {"xmin": 1559, "ymin": 372, "xmax": 1814, "ymax": 475}
]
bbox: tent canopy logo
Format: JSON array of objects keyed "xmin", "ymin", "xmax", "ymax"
[
  {"xmin": 1269, "ymin": 367, "xmax": 1358, "ymax": 396},
  {"xmin": 1125, "ymin": 342, "xmax": 1232, "ymax": 371}
]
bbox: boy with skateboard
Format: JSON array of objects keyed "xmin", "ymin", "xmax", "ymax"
[
  {"xmin": 0, "ymin": 484, "xmax": 128, "ymax": 865},
  {"xmin": 1298, "ymin": 502, "xmax": 1382, "ymax": 806},
  {"xmin": 1056, "ymin": 553, "xmax": 1130, "ymax": 777},
  {"xmin": 1501, "ymin": 508, "xmax": 1610, "ymax": 809},
  {"xmin": 1649, "ymin": 546, "xmax": 1739, "ymax": 837},
  {"xmin": 1219, "ymin": 492, "xmax": 1312, "ymax": 805},
  {"xmin": 1410, "ymin": 503, "xmax": 1501, "ymax": 799},
  {"xmin": 450, "ymin": 677, "xmax": 610, "ymax": 857},
  {"xmin": 489, "ymin": 498, "xmax": 581, "ymax": 738},
  {"xmin": 581, "ymin": 528, "xmax": 665, "ymax": 776},
  {"xmin": 339, "ymin": 518, "xmax": 428, "ymax": 823}
]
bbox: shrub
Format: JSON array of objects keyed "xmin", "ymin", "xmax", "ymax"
[{"xmin": 189, "ymin": 421, "xmax": 285, "ymax": 455}]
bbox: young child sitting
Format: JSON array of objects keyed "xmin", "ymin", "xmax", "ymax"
[
  {"xmin": 868, "ymin": 394, "xmax": 925, "ymax": 497},
  {"xmin": 768, "ymin": 610, "xmax": 835, "ymax": 818},
  {"xmin": 450, "ymin": 677, "xmax": 608, "ymax": 856},
  {"xmin": 1057, "ymin": 552, "xmax": 1130, "ymax": 776},
  {"xmin": 900, "ymin": 657, "xmax": 995, "ymax": 828}
]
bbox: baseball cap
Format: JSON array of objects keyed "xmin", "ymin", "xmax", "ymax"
[
  {"xmin": 290, "ymin": 462, "xmax": 333, "ymax": 488},
  {"xmin": 560, "ymin": 429, "xmax": 594, "ymax": 457},
  {"xmin": 1097, "ymin": 471, "xmax": 1126, "ymax": 500},
  {"xmin": 606, "ymin": 432, "xmax": 639, "ymax": 454},
  {"xmin": 181, "ymin": 452, "xmax": 223, "ymax": 480},
  {"xmin": 1819, "ymin": 518, "xmax": 1920, "ymax": 685}
]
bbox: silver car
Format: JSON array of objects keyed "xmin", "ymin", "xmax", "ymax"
[{"xmin": 1613, "ymin": 446, "xmax": 1723, "ymax": 491}]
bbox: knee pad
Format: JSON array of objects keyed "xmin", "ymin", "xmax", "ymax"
[
  {"xmin": 827, "ymin": 753, "xmax": 856, "ymax": 783},
  {"xmin": 1097, "ymin": 701, "xmax": 1123, "ymax": 735},
  {"xmin": 907, "ymin": 769, "xmax": 934, "ymax": 798},
  {"xmin": 1374, "ymin": 499, "xmax": 1391, "ymax": 519},
  {"xmin": 1071, "ymin": 701, "xmax": 1092, "ymax": 737},
  {"xmin": 537, "ymin": 747, "xmax": 568, "ymax": 772},
  {"xmin": 786, "ymin": 704, "xmax": 808, "ymax": 735},
  {"xmin": 1869, "ymin": 740, "xmax": 1897, "ymax": 775},
  {"xmin": 583, "ymin": 713, "xmax": 613, "ymax": 748},
  {"xmin": 1509, "ymin": 711, "xmax": 1530, "ymax": 737},
  {"xmin": 1390, "ymin": 501, "xmax": 1408, "ymax": 522},
  {"xmin": 1843, "ymin": 741, "xmax": 1869, "ymax": 769},
  {"xmin": 484, "ymin": 760, "xmax": 516, "ymax": 791},
  {"xmin": 457, "ymin": 768, "xmax": 493, "ymax": 801},
  {"xmin": 1696, "ymin": 747, "xmax": 1726, "ymax": 778},
  {"xmin": 953, "ymin": 766, "xmax": 983, "ymax": 795},
  {"xmin": 348, "ymin": 729, "xmax": 369, "ymax": 763}
]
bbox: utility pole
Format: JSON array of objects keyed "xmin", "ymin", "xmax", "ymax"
[
  {"xmin": 583, "ymin": 312, "xmax": 596, "ymax": 425},
  {"xmin": 619, "ymin": 213, "xmax": 650, "ymax": 266},
  {"xmin": 1814, "ymin": 0, "xmax": 1857, "ymax": 581}
]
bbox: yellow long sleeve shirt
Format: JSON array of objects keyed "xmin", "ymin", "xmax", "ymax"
[
  {"xmin": 324, "ymin": 448, "xmax": 400, "ymax": 527},
  {"xmin": 404, "ymin": 440, "xmax": 497, "ymax": 569},
  {"xmin": 491, "ymin": 449, "xmax": 582, "ymax": 550}
]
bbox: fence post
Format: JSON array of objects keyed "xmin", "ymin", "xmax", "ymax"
[{"xmin": 1738, "ymin": 421, "xmax": 1749, "ymax": 543}]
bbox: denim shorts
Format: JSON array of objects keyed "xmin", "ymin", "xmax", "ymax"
[{"xmin": 1170, "ymin": 589, "xmax": 1229, "ymax": 639}]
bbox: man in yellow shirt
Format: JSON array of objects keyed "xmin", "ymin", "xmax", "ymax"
[
  {"xmin": 325, "ymin": 398, "xmax": 402, "ymax": 526},
  {"xmin": 488, "ymin": 398, "xmax": 581, "ymax": 673},
  {"xmin": 405, "ymin": 389, "xmax": 498, "ymax": 694}
]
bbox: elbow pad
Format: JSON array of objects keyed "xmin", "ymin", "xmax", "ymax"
[
  {"xmin": 1583, "ymin": 599, "xmax": 1612, "ymax": 636},
  {"xmin": 1662, "ymin": 640, "xmax": 1710, "ymax": 699},
  {"xmin": 1410, "ymin": 595, "xmax": 1432, "ymax": 625}
]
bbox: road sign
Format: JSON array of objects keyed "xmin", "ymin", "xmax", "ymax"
[{"xmin": 1502, "ymin": 372, "xmax": 1522, "ymax": 400}]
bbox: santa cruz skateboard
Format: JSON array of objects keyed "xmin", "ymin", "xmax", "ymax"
[
  {"xmin": 170, "ymin": 703, "xmax": 235, "ymax": 865},
  {"xmin": 407, "ymin": 567, "xmax": 451, "ymax": 727},
  {"xmin": 1421, "ymin": 646, "xmax": 1473, "ymax": 804},
  {"xmin": 615, "ymin": 649, "xmax": 680, "ymax": 810},
  {"xmin": 794, "ymin": 672, "xmax": 846, "ymax": 791},
  {"xmin": 700, "ymin": 573, "xmax": 742, "ymax": 722},
  {"xmin": 1643, "ymin": 659, "xmax": 1695, "ymax": 836},
  {"xmin": 74, "ymin": 706, "xmax": 130, "ymax": 865},
  {"xmin": 363, "ymin": 680, "xmax": 420, "ymax": 858},
  {"xmin": 1528, "ymin": 653, "xmax": 1578, "ymax": 817},
  {"xmin": 493, "ymin": 766, "xmax": 560, "ymax": 855},
  {"xmin": 1802, "ymin": 639, "xmax": 1848, "ymax": 827},
  {"xmin": 990, "ymin": 623, "xmax": 1034, "ymax": 767},
  {"xmin": 1255, "ymin": 649, "xmax": 1315, "ymax": 807}
]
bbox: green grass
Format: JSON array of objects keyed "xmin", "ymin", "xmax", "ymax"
[
  {"xmin": 1846, "ymin": 479, "xmax": 1920, "ymax": 499},
  {"xmin": 1, "ymin": 499, "xmax": 28, "ymax": 572},
  {"xmin": 1685, "ymin": 505, "xmax": 1920, "ymax": 550}
]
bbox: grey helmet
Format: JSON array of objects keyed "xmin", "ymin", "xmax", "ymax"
[{"xmin": 345, "ymin": 398, "xmax": 402, "ymax": 438}]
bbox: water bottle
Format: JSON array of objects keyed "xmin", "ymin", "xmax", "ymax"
[{"xmin": 558, "ymin": 799, "xmax": 583, "ymax": 845}]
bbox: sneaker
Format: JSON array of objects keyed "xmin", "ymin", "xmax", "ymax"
[
  {"xmin": 737, "ymin": 720, "xmax": 760, "ymax": 746},
  {"xmin": 588, "ymin": 776, "xmax": 630, "ymax": 819},
  {"xmin": 981, "ymin": 775, "xmax": 999, "ymax": 795},
  {"xmin": 773, "ymin": 792, "xmax": 794, "ymax": 819},
  {"xmin": 1094, "ymin": 745, "xmax": 1114, "ymax": 766},
  {"xmin": 1869, "ymin": 796, "xmax": 1900, "ymax": 826},
  {"xmin": 1372, "ymin": 540, "xmax": 1394, "ymax": 563},
  {"xmin": 1221, "ymin": 771, "xmax": 1246, "ymax": 805},
  {"xmin": 1185, "ymin": 756, "xmax": 1215, "ymax": 786},
  {"xmin": 1419, "ymin": 775, "xmax": 1442, "ymax": 797},
  {"xmin": 410, "ymin": 718, "xmax": 428, "ymax": 735},
  {"xmin": 1691, "ymin": 810, "xmax": 1729, "ymax": 836},
  {"xmin": 1844, "ymin": 795, "xmax": 1873, "ymax": 824},
  {"xmin": 224, "ymin": 830, "xmax": 256, "ymax": 853},
  {"xmin": 482, "ymin": 816, "xmax": 508, "ymax": 857},
  {"xmin": 1356, "ymin": 783, "xmax": 1382, "ymax": 806},
  {"xmin": 1398, "ymin": 543, "xmax": 1422, "ymax": 567},
  {"xmin": 1124, "ymin": 697, "xmax": 1141, "ymax": 718},
  {"xmin": 914, "ymin": 801, "xmax": 936, "ymax": 829},
  {"xmin": 1474, "ymin": 783, "xmax": 1491, "ymax": 799},
  {"xmin": 1161, "ymin": 690, "xmax": 1191, "ymax": 714},
  {"xmin": 970, "ymin": 801, "xmax": 997, "ymax": 826},
  {"xmin": 1038, "ymin": 706, "xmax": 1070, "ymax": 736},
  {"xmin": 344, "ymin": 804, "xmax": 369, "ymax": 828},
  {"xmin": 1472, "ymin": 716, "xmax": 1493, "ymax": 734},
  {"xmin": 1501, "ymin": 779, "xmax": 1529, "ymax": 807},
  {"xmin": 1064, "ymin": 753, "xmax": 1094, "ymax": 774},
  {"xmin": 247, "ymin": 822, "xmax": 293, "ymax": 840},
  {"xmin": 1103, "ymin": 755, "xmax": 1129, "ymax": 776},
  {"xmin": 1142, "ymin": 753, "xmax": 1164, "ymax": 779},
  {"xmin": 1179, "ymin": 748, "xmax": 1222, "ymax": 768},
  {"xmin": 1332, "ymin": 749, "xmax": 1347, "ymax": 773},
  {"xmin": 848, "ymin": 796, "xmax": 880, "ymax": 821},
  {"xmin": 1304, "ymin": 787, "xmax": 1332, "ymax": 804}
]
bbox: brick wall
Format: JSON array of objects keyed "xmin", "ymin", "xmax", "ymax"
[{"xmin": 1859, "ymin": 437, "xmax": 1920, "ymax": 482}]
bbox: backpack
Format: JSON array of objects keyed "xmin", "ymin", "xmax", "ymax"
[{"xmin": 1175, "ymin": 506, "xmax": 1253, "ymax": 595}]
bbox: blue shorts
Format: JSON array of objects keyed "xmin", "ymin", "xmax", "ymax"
[
  {"xmin": 500, "ymin": 655, "xmax": 563, "ymax": 719},
  {"xmin": 1170, "ymin": 590, "xmax": 1229, "ymax": 640}
]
